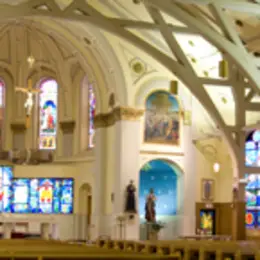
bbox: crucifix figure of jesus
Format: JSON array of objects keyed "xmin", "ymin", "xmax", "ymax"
[{"xmin": 15, "ymin": 79, "xmax": 41, "ymax": 127}]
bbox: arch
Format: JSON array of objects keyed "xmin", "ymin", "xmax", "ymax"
[
  {"xmin": 34, "ymin": 18, "xmax": 126, "ymax": 114},
  {"xmin": 38, "ymin": 78, "xmax": 58, "ymax": 150},
  {"xmin": 139, "ymin": 158, "xmax": 184, "ymax": 219}
]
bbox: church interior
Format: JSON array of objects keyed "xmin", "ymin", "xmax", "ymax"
[{"xmin": 0, "ymin": 0, "xmax": 259, "ymax": 259}]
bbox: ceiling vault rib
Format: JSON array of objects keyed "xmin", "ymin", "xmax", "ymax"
[
  {"xmin": 245, "ymin": 102, "xmax": 260, "ymax": 111},
  {"xmin": 199, "ymin": 77, "xmax": 231, "ymax": 86},
  {"xmin": 150, "ymin": 0, "xmax": 260, "ymax": 96},
  {"xmin": 144, "ymin": 1, "xmax": 239, "ymax": 158},
  {"xmin": 107, "ymin": 18, "xmax": 196, "ymax": 34},
  {"xmin": 0, "ymin": 0, "xmax": 257, "ymax": 160},
  {"xmin": 245, "ymin": 89, "xmax": 255, "ymax": 103},
  {"xmin": 143, "ymin": 3, "xmax": 188, "ymax": 66},
  {"xmin": 208, "ymin": 3, "xmax": 246, "ymax": 52}
]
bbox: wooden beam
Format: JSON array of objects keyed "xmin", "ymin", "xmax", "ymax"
[
  {"xmin": 245, "ymin": 166, "xmax": 260, "ymax": 174},
  {"xmin": 245, "ymin": 89, "xmax": 255, "ymax": 102},
  {"xmin": 109, "ymin": 18, "xmax": 197, "ymax": 34},
  {"xmin": 245, "ymin": 102, "xmax": 260, "ymax": 111},
  {"xmin": 199, "ymin": 77, "xmax": 231, "ymax": 86}
]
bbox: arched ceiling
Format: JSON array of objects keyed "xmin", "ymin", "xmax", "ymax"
[{"xmin": 0, "ymin": 0, "xmax": 259, "ymax": 159}]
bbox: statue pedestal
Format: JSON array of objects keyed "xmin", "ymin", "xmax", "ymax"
[
  {"xmin": 149, "ymin": 231, "xmax": 158, "ymax": 241},
  {"xmin": 116, "ymin": 216, "xmax": 126, "ymax": 240}
]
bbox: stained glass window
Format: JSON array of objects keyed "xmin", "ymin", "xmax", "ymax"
[
  {"xmin": 0, "ymin": 166, "xmax": 12, "ymax": 213},
  {"xmin": 39, "ymin": 79, "xmax": 58, "ymax": 150},
  {"xmin": 0, "ymin": 80, "xmax": 5, "ymax": 147},
  {"xmin": 11, "ymin": 178, "xmax": 74, "ymax": 214},
  {"xmin": 88, "ymin": 84, "xmax": 96, "ymax": 148}
]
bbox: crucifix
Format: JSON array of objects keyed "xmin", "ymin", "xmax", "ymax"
[{"xmin": 15, "ymin": 78, "xmax": 40, "ymax": 128}]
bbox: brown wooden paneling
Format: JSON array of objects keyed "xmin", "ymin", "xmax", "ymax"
[{"xmin": 196, "ymin": 202, "xmax": 233, "ymax": 236}]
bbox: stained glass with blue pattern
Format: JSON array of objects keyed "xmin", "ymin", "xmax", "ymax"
[{"xmin": 88, "ymin": 84, "xmax": 96, "ymax": 148}]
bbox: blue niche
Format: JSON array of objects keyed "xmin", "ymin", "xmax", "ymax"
[{"xmin": 139, "ymin": 159, "xmax": 178, "ymax": 217}]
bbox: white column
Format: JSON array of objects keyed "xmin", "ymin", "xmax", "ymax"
[
  {"xmin": 3, "ymin": 222, "xmax": 13, "ymax": 239},
  {"xmin": 92, "ymin": 127, "xmax": 111, "ymax": 239},
  {"xmin": 113, "ymin": 119, "xmax": 142, "ymax": 240},
  {"xmin": 41, "ymin": 223, "xmax": 50, "ymax": 240},
  {"xmin": 182, "ymin": 124, "xmax": 196, "ymax": 235}
]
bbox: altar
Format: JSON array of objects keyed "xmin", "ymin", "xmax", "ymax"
[{"xmin": 0, "ymin": 214, "xmax": 57, "ymax": 239}]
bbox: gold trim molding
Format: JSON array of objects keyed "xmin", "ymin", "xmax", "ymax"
[
  {"xmin": 140, "ymin": 150, "xmax": 184, "ymax": 156},
  {"xmin": 94, "ymin": 107, "xmax": 144, "ymax": 129},
  {"xmin": 10, "ymin": 123, "xmax": 26, "ymax": 132},
  {"xmin": 59, "ymin": 121, "xmax": 75, "ymax": 133}
]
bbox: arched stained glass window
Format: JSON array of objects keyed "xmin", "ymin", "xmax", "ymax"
[
  {"xmin": 0, "ymin": 80, "xmax": 5, "ymax": 147},
  {"xmin": 88, "ymin": 84, "xmax": 96, "ymax": 148},
  {"xmin": 39, "ymin": 79, "xmax": 58, "ymax": 150}
]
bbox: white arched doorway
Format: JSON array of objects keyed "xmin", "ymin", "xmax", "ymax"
[
  {"xmin": 139, "ymin": 158, "xmax": 184, "ymax": 240},
  {"xmin": 77, "ymin": 183, "xmax": 92, "ymax": 241}
]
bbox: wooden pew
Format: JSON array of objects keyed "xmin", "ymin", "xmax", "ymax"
[
  {"xmin": 0, "ymin": 240, "xmax": 181, "ymax": 260},
  {"xmin": 97, "ymin": 238, "xmax": 260, "ymax": 259}
]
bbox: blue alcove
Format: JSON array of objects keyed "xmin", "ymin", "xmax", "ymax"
[{"xmin": 139, "ymin": 159, "xmax": 178, "ymax": 217}]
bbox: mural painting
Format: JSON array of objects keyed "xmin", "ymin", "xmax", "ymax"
[{"xmin": 144, "ymin": 91, "xmax": 180, "ymax": 145}]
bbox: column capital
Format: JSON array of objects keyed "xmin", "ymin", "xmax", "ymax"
[
  {"xmin": 59, "ymin": 120, "xmax": 75, "ymax": 134},
  {"xmin": 10, "ymin": 122, "xmax": 26, "ymax": 132},
  {"xmin": 94, "ymin": 107, "xmax": 144, "ymax": 129},
  {"xmin": 113, "ymin": 107, "xmax": 144, "ymax": 121}
]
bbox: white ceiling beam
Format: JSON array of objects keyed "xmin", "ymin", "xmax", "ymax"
[
  {"xmin": 245, "ymin": 89, "xmax": 255, "ymax": 102},
  {"xmin": 150, "ymin": 0, "xmax": 260, "ymax": 96},
  {"xmin": 244, "ymin": 166, "xmax": 260, "ymax": 174},
  {"xmin": 245, "ymin": 102, "xmax": 260, "ymax": 111},
  {"xmin": 173, "ymin": 0, "xmax": 260, "ymax": 15},
  {"xmin": 227, "ymin": 126, "xmax": 240, "ymax": 132},
  {"xmin": 143, "ymin": 2, "xmax": 239, "ymax": 159},
  {"xmin": 209, "ymin": 3, "xmax": 246, "ymax": 51},
  {"xmin": 252, "ymin": 58, "xmax": 260, "ymax": 67},
  {"xmin": 108, "ymin": 18, "xmax": 196, "ymax": 34},
  {"xmin": 199, "ymin": 77, "xmax": 231, "ymax": 86},
  {"xmin": 144, "ymin": 3, "xmax": 190, "ymax": 66}
]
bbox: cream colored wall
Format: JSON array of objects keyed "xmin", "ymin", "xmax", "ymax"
[
  {"xmin": 131, "ymin": 75, "xmax": 235, "ymax": 238},
  {"xmin": 12, "ymin": 161, "xmax": 94, "ymax": 240},
  {"xmin": 195, "ymin": 139, "xmax": 233, "ymax": 203}
]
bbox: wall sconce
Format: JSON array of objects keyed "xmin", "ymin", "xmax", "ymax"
[
  {"xmin": 219, "ymin": 59, "xmax": 229, "ymax": 78},
  {"xmin": 183, "ymin": 110, "xmax": 192, "ymax": 126},
  {"xmin": 213, "ymin": 162, "xmax": 220, "ymax": 173},
  {"xmin": 170, "ymin": 80, "xmax": 178, "ymax": 95}
]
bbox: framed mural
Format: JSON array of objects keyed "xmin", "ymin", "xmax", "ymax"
[
  {"xmin": 144, "ymin": 91, "xmax": 180, "ymax": 145},
  {"xmin": 201, "ymin": 179, "xmax": 215, "ymax": 201}
]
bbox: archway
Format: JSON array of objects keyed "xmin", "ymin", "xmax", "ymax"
[
  {"xmin": 139, "ymin": 159, "xmax": 183, "ymax": 240},
  {"xmin": 78, "ymin": 183, "xmax": 92, "ymax": 241}
]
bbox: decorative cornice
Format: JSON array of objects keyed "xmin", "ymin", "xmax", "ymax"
[
  {"xmin": 140, "ymin": 150, "xmax": 184, "ymax": 156},
  {"xmin": 94, "ymin": 107, "xmax": 144, "ymax": 129},
  {"xmin": 113, "ymin": 107, "xmax": 144, "ymax": 121},
  {"xmin": 59, "ymin": 121, "xmax": 75, "ymax": 133},
  {"xmin": 93, "ymin": 113, "xmax": 115, "ymax": 129},
  {"xmin": 10, "ymin": 123, "xmax": 26, "ymax": 132}
]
